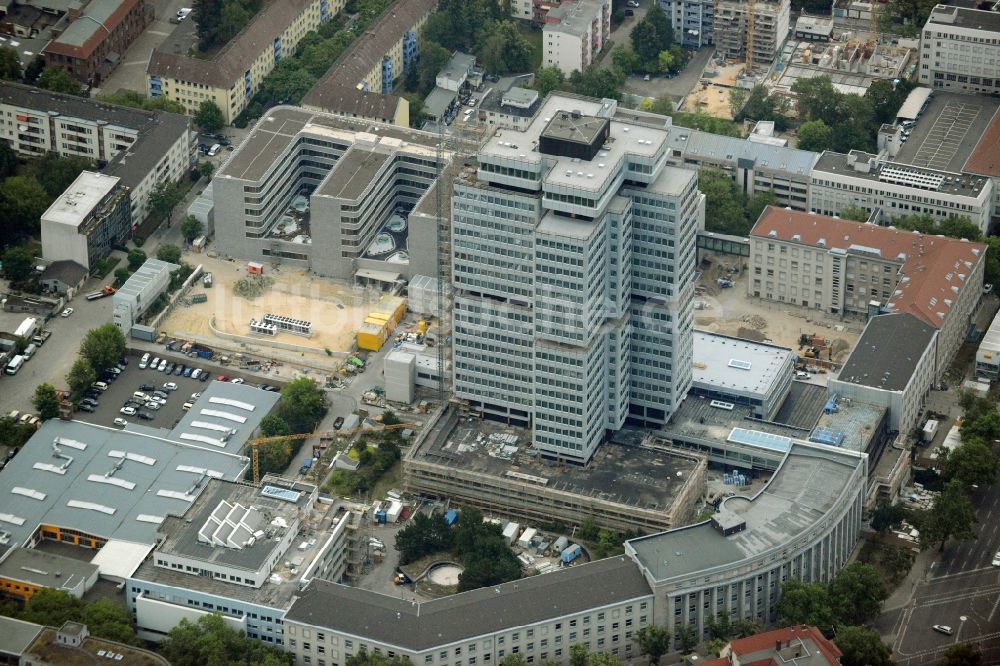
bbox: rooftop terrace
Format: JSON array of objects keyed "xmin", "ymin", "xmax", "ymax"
[
  {"xmin": 813, "ymin": 150, "xmax": 990, "ymax": 198},
  {"xmin": 692, "ymin": 332, "xmax": 793, "ymax": 400}
]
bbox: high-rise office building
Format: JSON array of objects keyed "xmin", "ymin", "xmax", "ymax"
[{"xmin": 451, "ymin": 95, "xmax": 704, "ymax": 464}]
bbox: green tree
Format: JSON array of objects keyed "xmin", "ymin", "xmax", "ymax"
[
  {"xmin": 127, "ymin": 249, "xmax": 147, "ymax": 271},
  {"xmin": 798, "ymin": 119, "xmax": 833, "ymax": 152},
  {"xmin": 570, "ymin": 644, "xmax": 589, "ymax": 666},
  {"xmin": 833, "ymin": 625, "xmax": 893, "ymax": 666},
  {"xmin": 0, "ymin": 175, "xmax": 52, "ymax": 239},
  {"xmin": 740, "ymin": 86, "xmax": 789, "ymax": 129},
  {"xmin": 101, "ymin": 90, "xmax": 188, "ymax": 114},
  {"xmin": 80, "ymin": 324, "xmax": 126, "ymax": 375},
  {"xmin": 157, "ymin": 244, "xmax": 183, "ymax": 264},
  {"xmin": 671, "ymin": 111, "xmax": 742, "ymax": 137},
  {"xmin": 636, "ymin": 624, "xmax": 671, "ymax": 664},
  {"xmin": 277, "ymin": 377, "xmax": 327, "ymax": 433},
  {"xmin": 37, "ymin": 66, "xmax": 81, "ymax": 95},
  {"xmin": 394, "ymin": 512, "xmax": 453, "ymax": 563},
  {"xmin": 866, "ymin": 78, "xmax": 913, "ymax": 125},
  {"xmin": 195, "ymin": 100, "xmax": 226, "ymax": 134},
  {"xmin": 113, "ymin": 267, "xmax": 131, "ymax": 287},
  {"xmin": 260, "ymin": 414, "xmax": 291, "ymax": 437},
  {"xmin": 892, "ymin": 213, "xmax": 981, "ymax": 241},
  {"xmin": 871, "ymin": 499, "xmax": 908, "ymax": 533},
  {"xmin": 677, "ymin": 623, "xmax": 698, "ymax": 654},
  {"xmin": 578, "ymin": 516, "xmax": 600, "ymax": 542},
  {"xmin": 18, "ymin": 589, "xmax": 85, "ymax": 627},
  {"xmin": 534, "ymin": 66, "xmax": 566, "ymax": 98},
  {"xmin": 747, "ymin": 191, "xmax": 779, "ymax": 226},
  {"xmin": 984, "ymin": 236, "xmax": 1000, "ymax": 287},
  {"xmin": 24, "ymin": 154, "xmax": 96, "ymax": 198},
  {"xmin": 159, "ymin": 613, "xmax": 292, "ymax": 666},
  {"xmin": 0, "ymin": 46, "xmax": 22, "ymax": 80},
  {"xmin": 23, "ymin": 56, "xmax": 45, "ymax": 84},
  {"xmin": 839, "ymin": 205, "xmax": 869, "ymax": 222},
  {"xmin": 943, "ymin": 438, "xmax": 999, "ymax": 488},
  {"xmin": 347, "ymin": 654, "xmax": 413, "ymax": 666},
  {"xmin": 32, "ymin": 383, "xmax": 60, "ymax": 420},
  {"xmin": 148, "ymin": 181, "xmax": 185, "ymax": 225},
  {"xmin": 569, "ymin": 66, "xmax": 625, "ymax": 100},
  {"xmin": 775, "ymin": 578, "xmax": 834, "ymax": 630},
  {"xmin": 645, "ymin": 3, "xmax": 674, "ymax": 51},
  {"xmin": 630, "ymin": 20, "xmax": 661, "ymax": 63},
  {"xmin": 919, "ymin": 479, "xmax": 978, "ymax": 552},
  {"xmin": 417, "ymin": 41, "xmax": 452, "ymax": 96},
  {"xmin": 962, "ymin": 408, "xmax": 1000, "ymax": 442},
  {"xmin": 1, "ymin": 246, "xmax": 34, "ymax": 281},
  {"xmin": 791, "ymin": 76, "xmax": 840, "ymax": 124},
  {"xmin": 478, "ymin": 21, "xmax": 534, "ymax": 74},
  {"xmin": 938, "ymin": 643, "xmax": 983, "ymax": 666},
  {"xmin": 67, "ymin": 358, "xmax": 97, "ymax": 401},
  {"xmin": 0, "ymin": 141, "xmax": 17, "ymax": 179},
  {"xmin": 831, "ymin": 94, "xmax": 876, "ymax": 153},
  {"xmin": 699, "ymin": 167, "xmax": 750, "ymax": 235},
  {"xmin": 498, "ymin": 656, "xmax": 527, "ymax": 666},
  {"xmin": 80, "ymin": 598, "xmax": 141, "ymax": 646},
  {"xmin": 728, "ymin": 87, "xmax": 748, "ymax": 118},
  {"xmin": 827, "ymin": 562, "xmax": 887, "ymax": 626}
]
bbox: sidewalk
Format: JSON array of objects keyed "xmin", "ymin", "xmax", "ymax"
[{"xmin": 884, "ymin": 548, "xmax": 937, "ymax": 612}]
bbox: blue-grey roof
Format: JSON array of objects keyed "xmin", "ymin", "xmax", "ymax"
[
  {"xmin": 626, "ymin": 443, "xmax": 866, "ymax": 583},
  {"xmin": 0, "ymin": 616, "xmax": 43, "ymax": 658},
  {"xmin": 49, "ymin": 0, "xmax": 129, "ymax": 49},
  {"xmin": 664, "ymin": 125, "xmax": 819, "ymax": 176},
  {"xmin": 0, "ymin": 382, "xmax": 278, "ymax": 551}
]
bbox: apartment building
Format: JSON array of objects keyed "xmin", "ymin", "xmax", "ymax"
[
  {"xmin": 627, "ymin": 443, "xmax": 867, "ymax": 649},
  {"xmin": 452, "ymin": 93, "xmax": 704, "ymax": 464},
  {"xmin": 147, "ymin": 0, "xmax": 340, "ymax": 124},
  {"xmin": 658, "ymin": 0, "xmax": 714, "ymax": 48},
  {"xmin": 918, "ymin": 5, "xmax": 1000, "ymax": 94},
  {"xmin": 0, "ymin": 82, "xmax": 191, "ymax": 222},
  {"xmin": 809, "ymin": 150, "xmax": 994, "ymax": 233},
  {"xmin": 40, "ymin": 172, "xmax": 130, "ymax": 271},
  {"xmin": 750, "ymin": 207, "xmax": 985, "ymax": 402},
  {"xmin": 542, "ymin": 0, "xmax": 611, "ymax": 75},
  {"xmin": 284, "ymin": 557, "xmax": 653, "ymax": 666},
  {"xmin": 714, "ymin": 0, "xmax": 790, "ymax": 69},
  {"xmin": 705, "ymin": 626, "xmax": 842, "ymax": 666},
  {"xmin": 41, "ymin": 0, "xmax": 152, "ymax": 85},
  {"xmin": 301, "ymin": 0, "xmax": 435, "ymax": 126},
  {"xmin": 213, "ymin": 106, "xmax": 458, "ymax": 281}
]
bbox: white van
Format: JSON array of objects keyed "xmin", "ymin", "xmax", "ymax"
[
  {"xmin": 22, "ymin": 343, "xmax": 37, "ymax": 360},
  {"xmin": 139, "ymin": 352, "xmax": 151, "ymax": 369},
  {"xmin": 207, "ymin": 143, "xmax": 221, "ymax": 156},
  {"xmin": 4, "ymin": 355, "xmax": 24, "ymax": 375}
]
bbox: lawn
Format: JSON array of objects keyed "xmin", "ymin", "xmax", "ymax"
[{"xmin": 517, "ymin": 22, "xmax": 544, "ymax": 73}]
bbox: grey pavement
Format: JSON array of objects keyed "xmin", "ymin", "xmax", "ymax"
[
  {"xmin": 95, "ymin": 0, "xmax": 193, "ymax": 96},
  {"xmin": 623, "ymin": 47, "xmax": 715, "ymax": 101},
  {"xmin": 598, "ymin": 0, "xmax": 649, "ymax": 71}
]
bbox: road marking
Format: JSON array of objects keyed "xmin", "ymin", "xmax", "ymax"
[{"xmin": 989, "ymin": 592, "xmax": 1000, "ymax": 623}]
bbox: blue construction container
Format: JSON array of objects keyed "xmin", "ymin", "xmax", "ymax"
[
  {"xmin": 444, "ymin": 509, "xmax": 458, "ymax": 526},
  {"xmin": 561, "ymin": 544, "xmax": 582, "ymax": 564},
  {"xmin": 375, "ymin": 511, "xmax": 387, "ymax": 524}
]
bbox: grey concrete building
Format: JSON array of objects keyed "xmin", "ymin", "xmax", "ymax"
[
  {"xmin": 112, "ymin": 258, "xmax": 177, "ymax": 337},
  {"xmin": 40, "ymin": 171, "xmax": 130, "ymax": 271},
  {"xmin": 691, "ymin": 332, "xmax": 794, "ymax": 421},
  {"xmin": 284, "ymin": 556, "xmax": 654, "ymax": 666},
  {"xmin": 918, "ymin": 5, "xmax": 1000, "ymax": 94},
  {"xmin": 452, "ymin": 93, "xmax": 704, "ymax": 463},
  {"xmin": 626, "ymin": 442, "xmax": 867, "ymax": 650},
  {"xmin": 212, "ymin": 106, "xmax": 468, "ymax": 283}
]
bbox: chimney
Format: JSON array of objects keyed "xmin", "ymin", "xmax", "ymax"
[{"xmin": 775, "ymin": 639, "xmax": 782, "ymax": 651}]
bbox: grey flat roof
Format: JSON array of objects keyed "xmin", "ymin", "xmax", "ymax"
[
  {"xmin": 316, "ymin": 147, "xmax": 392, "ymax": 200},
  {"xmin": 115, "ymin": 258, "xmax": 178, "ymax": 300},
  {"xmin": 812, "ymin": 150, "xmax": 989, "ymax": 198},
  {"xmin": 927, "ymin": 4, "xmax": 1000, "ymax": 31},
  {"xmin": 627, "ymin": 443, "xmax": 865, "ymax": 582},
  {"xmin": 286, "ymin": 556, "xmax": 652, "ymax": 650},
  {"xmin": 660, "ymin": 123, "xmax": 818, "ymax": 176},
  {"xmin": 0, "ymin": 616, "xmax": 42, "ymax": 658},
  {"xmin": 156, "ymin": 478, "xmax": 309, "ymax": 572},
  {"xmin": 541, "ymin": 112, "xmax": 609, "ymax": 145},
  {"xmin": 47, "ymin": 0, "xmax": 127, "ymax": 49},
  {"xmin": 892, "ymin": 92, "xmax": 1000, "ymax": 173},
  {"xmin": 0, "ymin": 382, "xmax": 277, "ymax": 552},
  {"xmin": 836, "ymin": 313, "xmax": 936, "ymax": 391},
  {"xmin": 693, "ymin": 332, "xmax": 793, "ymax": 399},
  {"xmin": 0, "ymin": 548, "xmax": 97, "ymax": 592},
  {"xmin": 414, "ymin": 417, "xmax": 701, "ymax": 513},
  {"xmin": 424, "ymin": 86, "xmax": 457, "ymax": 118},
  {"xmin": 536, "ymin": 209, "xmax": 601, "ymax": 240}
]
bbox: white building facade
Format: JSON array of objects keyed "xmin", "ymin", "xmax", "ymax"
[
  {"xmin": 452, "ymin": 94, "xmax": 703, "ymax": 464},
  {"xmin": 918, "ymin": 5, "xmax": 1000, "ymax": 95},
  {"xmin": 542, "ymin": 0, "xmax": 611, "ymax": 75}
]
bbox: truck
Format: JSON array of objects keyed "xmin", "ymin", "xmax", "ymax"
[
  {"xmin": 203, "ymin": 272, "xmax": 213, "ymax": 288},
  {"xmin": 86, "ymin": 285, "xmax": 117, "ymax": 300},
  {"xmin": 299, "ymin": 458, "xmax": 314, "ymax": 475},
  {"xmin": 191, "ymin": 294, "xmax": 208, "ymax": 304},
  {"xmin": 30, "ymin": 330, "xmax": 51, "ymax": 346}
]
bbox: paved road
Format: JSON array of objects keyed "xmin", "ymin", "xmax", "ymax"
[
  {"xmin": 877, "ymin": 481, "xmax": 1000, "ymax": 664},
  {"xmin": 623, "ymin": 47, "xmax": 715, "ymax": 102},
  {"xmin": 599, "ymin": 0, "xmax": 648, "ymax": 68}
]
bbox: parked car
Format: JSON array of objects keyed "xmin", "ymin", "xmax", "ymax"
[
  {"xmin": 993, "ymin": 550, "xmax": 1000, "ymax": 567},
  {"xmin": 164, "ymin": 362, "xmax": 175, "ymax": 374},
  {"xmin": 139, "ymin": 353, "xmax": 151, "ymax": 369},
  {"xmin": 157, "ymin": 359, "xmax": 167, "ymax": 371},
  {"xmin": 78, "ymin": 403, "xmax": 96, "ymax": 413},
  {"xmin": 190, "ymin": 392, "xmax": 202, "ymax": 400},
  {"xmin": 333, "ymin": 416, "xmax": 345, "ymax": 430},
  {"xmin": 133, "ymin": 391, "xmax": 150, "ymax": 402},
  {"xmin": 80, "ymin": 398, "xmax": 99, "ymax": 407},
  {"xmin": 932, "ymin": 625, "xmax": 953, "ymax": 636},
  {"xmin": 151, "ymin": 396, "xmax": 167, "ymax": 405},
  {"xmin": 163, "ymin": 382, "xmax": 178, "ymax": 391},
  {"xmin": 200, "ymin": 372, "xmax": 209, "ymax": 382},
  {"xmin": 217, "ymin": 375, "xmax": 230, "ymax": 382},
  {"xmin": 120, "ymin": 406, "xmax": 137, "ymax": 416},
  {"xmin": 182, "ymin": 402, "xmax": 194, "ymax": 411},
  {"xmin": 92, "ymin": 381, "xmax": 109, "ymax": 392},
  {"xmin": 113, "ymin": 418, "xmax": 128, "ymax": 428},
  {"xmin": 144, "ymin": 401, "xmax": 161, "ymax": 411},
  {"xmin": 123, "ymin": 400, "xmax": 140, "ymax": 409},
  {"xmin": 140, "ymin": 384, "xmax": 155, "ymax": 392},
  {"xmin": 150, "ymin": 357, "xmax": 160, "ymax": 369},
  {"xmin": 61, "ymin": 308, "xmax": 74, "ymax": 317},
  {"xmin": 230, "ymin": 378, "xmax": 244, "ymax": 384},
  {"xmin": 174, "ymin": 364, "xmax": 185, "ymax": 376},
  {"xmin": 183, "ymin": 367, "xmax": 194, "ymax": 377},
  {"xmin": 191, "ymin": 369, "xmax": 202, "ymax": 379},
  {"xmin": 624, "ymin": 8, "xmax": 634, "ymax": 15},
  {"xmin": 136, "ymin": 411, "xmax": 154, "ymax": 421},
  {"xmin": 152, "ymin": 390, "xmax": 169, "ymax": 399}
]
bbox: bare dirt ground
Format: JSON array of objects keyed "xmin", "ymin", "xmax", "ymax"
[
  {"xmin": 161, "ymin": 254, "xmax": 378, "ymax": 364},
  {"xmin": 693, "ymin": 254, "xmax": 863, "ymax": 365},
  {"xmin": 680, "ymin": 63, "xmax": 747, "ymax": 118}
]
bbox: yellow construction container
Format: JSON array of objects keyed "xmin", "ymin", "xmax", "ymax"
[
  {"xmin": 357, "ymin": 322, "xmax": 387, "ymax": 351},
  {"xmin": 366, "ymin": 313, "xmax": 390, "ymax": 326},
  {"xmin": 417, "ymin": 320, "xmax": 429, "ymax": 335},
  {"xmin": 373, "ymin": 296, "xmax": 406, "ymax": 328}
]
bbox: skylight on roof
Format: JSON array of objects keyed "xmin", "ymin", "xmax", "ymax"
[
  {"xmin": 157, "ymin": 489, "xmax": 195, "ymax": 502},
  {"xmin": 200, "ymin": 409, "xmax": 247, "ymax": 424},
  {"xmin": 136, "ymin": 515, "xmax": 164, "ymax": 524},
  {"xmin": 67, "ymin": 500, "xmax": 115, "ymax": 515},
  {"xmin": 728, "ymin": 359, "xmax": 752, "ymax": 370},
  {"xmin": 177, "ymin": 465, "xmax": 225, "ymax": 478},
  {"xmin": 179, "ymin": 433, "xmax": 226, "ymax": 448},
  {"xmin": 87, "ymin": 474, "xmax": 136, "ymax": 491},
  {"xmin": 11, "ymin": 487, "xmax": 46, "ymax": 501},
  {"xmin": 54, "ymin": 436, "xmax": 87, "ymax": 451},
  {"xmin": 0, "ymin": 512, "xmax": 26, "ymax": 526},
  {"xmin": 209, "ymin": 396, "xmax": 255, "ymax": 412},
  {"xmin": 107, "ymin": 451, "xmax": 157, "ymax": 466},
  {"xmin": 190, "ymin": 420, "xmax": 235, "ymax": 433}
]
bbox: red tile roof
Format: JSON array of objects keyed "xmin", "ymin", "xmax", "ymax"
[
  {"xmin": 728, "ymin": 625, "xmax": 841, "ymax": 664},
  {"xmin": 751, "ymin": 207, "xmax": 985, "ymax": 329},
  {"xmin": 965, "ymin": 108, "xmax": 1000, "ymax": 177}
]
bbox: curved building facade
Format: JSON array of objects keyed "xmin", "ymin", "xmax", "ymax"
[{"xmin": 625, "ymin": 442, "xmax": 866, "ymax": 650}]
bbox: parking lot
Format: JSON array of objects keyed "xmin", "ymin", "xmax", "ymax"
[
  {"xmin": 895, "ymin": 93, "xmax": 1000, "ymax": 172},
  {"xmin": 82, "ymin": 355, "xmax": 234, "ymax": 431}
]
